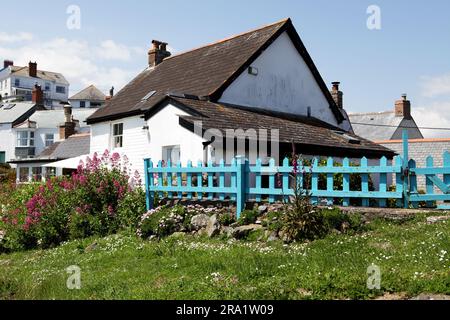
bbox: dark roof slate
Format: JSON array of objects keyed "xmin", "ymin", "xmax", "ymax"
[
  {"xmin": 163, "ymin": 97, "xmax": 395, "ymax": 158},
  {"xmin": 87, "ymin": 19, "xmax": 344, "ymax": 124}
]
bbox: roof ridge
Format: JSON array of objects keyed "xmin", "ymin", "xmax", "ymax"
[
  {"xmin": 349, "ymin": 110, "xmax": 394, "ymax": 116},
  {"xmin": 163, "ymin": 18, "xmax": 289, "ymax": 62},
  {"xmin": 11, "ymin": 65, "xmax": 64, "ymax": 76}
]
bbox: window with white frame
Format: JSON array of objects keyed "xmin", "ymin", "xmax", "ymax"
[
  {"xmin": 19, "ymin": 167, "xmax": 29, "ymax": 182},
  {"xmin": 32, "ymin": 167, "xmax": 42, "ymax": 181},
  {"xmin": 14, "ymin": 78, "xmax": 20, "ymax": 87},
  {"xmin": 112, "ymin": 123, "xmax": 123, "ymax": 148},
  {"xmin": 45, "ymin": 82, "xmax": 51, "ymax": 91},
  {"xmin": 17, "ymin": 131, "xmax": 34, "ymax": 147},
  {"xmin": 45, "ymin": 133, "xmax": 54, "ymax": 147},
  {"xmin": 56, "ymin": 86, "xmax": 66, "ymax": 94}
]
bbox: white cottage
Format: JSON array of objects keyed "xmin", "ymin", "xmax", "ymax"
[{"xmin": 86, "ymin": 18, "xmax": 394, "ymax": 177}]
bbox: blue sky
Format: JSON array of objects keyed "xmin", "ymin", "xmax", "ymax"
[{"xmin": 1, "ymin": 0, "xmax": 450, "ymax": 136}]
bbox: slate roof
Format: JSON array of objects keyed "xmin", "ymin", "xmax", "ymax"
[
  {"xmin": 349, "ymin": 111, "xmax": 423, "ymax": 141},
  {"xmin": 28, "ymin": 109, "xmax": 96, "ymax": 128},
  {"xmin": 87, "ymin": 18, "xmax": 344, "ymax": 124},
  {"xmin": 155, "ymin": 96, "xmax": 395, "ymax": 158},
  {"xmin": 69, "ymin": 85, "xmax": 106, "ymax": 101},
  {"xmin": 0, "ymin": 102, "xmax": 36, "ymax": 125},
  {"xmin": 10, "ymin": 134, "xmax": 90, "ymax": 163},
  {"xmin": 11, "ymin": 66, "xmax": 69, "ymax": 85}
]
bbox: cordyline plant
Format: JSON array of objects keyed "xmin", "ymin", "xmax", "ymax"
[
  {"xmin": 279, "ymin": 142, "xmax": 327, "ymax": 242},
  {"xmin": 0, "ymin": 150, "xmax": 145, "ymax": 252}
]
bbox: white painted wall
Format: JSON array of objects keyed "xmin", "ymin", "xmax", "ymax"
[
  {"xmin": 219, "ymin": 31, "xmax": 340, "ymax": 128},
  {"xmin": 0, "ymin": 123, "xmax": 15, "ymax": 164},
  {"xmin": 90, "ymin": 115, "xmax": 152, "ymax": 177}
]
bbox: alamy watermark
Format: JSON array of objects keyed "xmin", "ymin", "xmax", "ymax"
[
  {"xmin": 66, "ymin": 265, "xmax": 81, "ymax": 290},
  {"xmin": 66, "ymin": 5, "xmax": 81, "ymax": 30},
  {"xmin": 367, "ymin": 5, "xmax": 381, "ymax": 30},
  {"xmin": 367, "ymin": 264, "xmax": 381, "ymax": 290}
]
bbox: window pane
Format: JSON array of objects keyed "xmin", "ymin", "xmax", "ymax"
[
  {"xmin": 19, "ymin": 167, "xmax": 29, "ymax": 182},
  {"xmin": 32, "ymin": 167, "xmax": 42, "ymax": 181}
]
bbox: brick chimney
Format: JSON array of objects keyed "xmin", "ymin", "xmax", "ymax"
[
  {"xmin": 148, "ymin": 40, "xmax": 171, "ymax": 67},
  {"xmin": 59, "ymin": 105, "xmax": 76, "ymax": 140},
  {"xmin": 395, "ymin": 94, "xmax": 411, "ymax": 118},
  {"xmin": 32, "ymin": 84, "xmax": 44, "ymax": 106},
  {"xmin": 28, "ymin": 61, "xmax": 37, "ymax": 77},
  {"xmin": 3, "ymin": 60, "xmax": 13, "ymax": 69},
  {"xmin": 330, "ymin": 82, "xmax": 343, "ymax": 108}
]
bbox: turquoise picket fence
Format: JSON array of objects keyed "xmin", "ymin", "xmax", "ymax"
[
  {"xmin": 144, "ymin": 155, "xmax": 404, "ymax": 218},
  {"xmin": 144, "ymin": 130, "xmax": 450, "ymax": 217}
]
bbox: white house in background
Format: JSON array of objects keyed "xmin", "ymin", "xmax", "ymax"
[
  {"xmin": 0, "ymin": 60, "xmax": 69, "ymax": 109},
  {"xmin": 69, "ymin": 85, "xmax": 107, "ymax": 109},
  {"xmin": 0, "ymin": 101, "xmax": 37, "ymax": 165},
  {"xmin": 86, "ymin": 18, "xmax": 394, "ymax": 177}
]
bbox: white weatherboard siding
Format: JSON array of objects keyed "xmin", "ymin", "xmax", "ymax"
[
  {"xmin": 90, "ymin": 107, "xmax": 206, "ymax": 178},
  {"xmin": 90, "ymin": 116, "xmax": 148, "ymax": 176},
  {"xmin": 146, "ymin": 104, "xmax": 204, "ymax": 166},
  {"xmin": 220, "ymin": 31, "xmax": 339, "ymax": 127},
  {"xmin": 0, "ymin": 123, "xmax": 14, "ymax": 164}
]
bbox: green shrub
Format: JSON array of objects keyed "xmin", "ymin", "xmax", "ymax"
[
  {"xmin": 137, "ymin": 205, "xmax": 190, "ymax": 238},
  {"xmin": 237, "ymin": 209, "xmax": 259, "ymax": 226},
  {"xmin": 117, "ymin": 187, "xmax": 146, "ymax": 230},
  {"xmin": 218, "ymin": 213, "xmax": 235, "ymax": 226},
  {"xmin": 0, "ymin": 151, "xmax": 144, "ymax": 251},
  {"xmin": 321, "ymin": 208, "xmax": 364, "ymax": 234}
]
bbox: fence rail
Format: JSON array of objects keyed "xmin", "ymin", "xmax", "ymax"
[
  {"xmin": 144, "ymin": 130, "xmax": 450, "ymax": 217},
  {"xmin": 144, "ymin": 155, "xmax": 405, "ymax": 218}
]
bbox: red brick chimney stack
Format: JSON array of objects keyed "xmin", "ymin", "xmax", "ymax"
[
  {"xmin": 148, "ymin": 40, "xmax": 171, "ymax": 67},
  {"xmin": 28, "ymin": 61, "xmax": 37, "ymax": 77},
  {"xmin": 331, "ymin": 81, "xmax": 344, "ymax": 108},
  {"xmin": 3, "ymin": 60, "xmax": 13, "ymax": 69},
  {"xmin": 32, "ymin": 84, "xmax": 44, "ymax": 106},
  {"xmin": 59, "ymin": 105, "xmax": 76, "ymax": 140},
  {"xmin": 395, "ymin": 94, "xmax": 411, "ymax": 118}
]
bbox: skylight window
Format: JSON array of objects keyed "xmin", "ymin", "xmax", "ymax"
[
  {"xmin": 141, "ymin": 90, "xmax": 156, "ymax": 101},
  {"xmin": 3, "ymin": 104, "xmax": 15, "ymax": 110},
  {"xmin": 332, "ymin": 131, "xmax": 361, "ymax": 144}
]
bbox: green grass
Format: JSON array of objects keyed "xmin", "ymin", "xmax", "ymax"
[{"xmin": 0, "ymin": 215, "xmax": 449, "ymax": 300}]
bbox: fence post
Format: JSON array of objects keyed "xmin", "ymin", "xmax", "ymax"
[
  {"xmin": 144, "ymin": 158, "xmax": 153, "ymax": 211},
  {"xmin": 402, "ymin": 129, "xmax": 409, "ymax": 208},
  {"xmin": 236, "ymin": 156, "xmax": 247, "ymax": 219}
]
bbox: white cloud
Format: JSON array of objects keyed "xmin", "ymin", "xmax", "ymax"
[
  {"xmin": 420, "ymin": 73, "xmax": 450, "ymax": 98},
  {"xmin": 0, "ymin": 35, "xmax": 145, "ymax": 95},
  {"xmin": 412, "ymin": 101, "xmax": 450, "ymax": 138},
  {"xmin": 0, "ymin": 32, "xmax": 33, "ymax": 43}
]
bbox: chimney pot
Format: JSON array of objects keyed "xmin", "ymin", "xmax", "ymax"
[
  {"xmin": 148, "ymin": 40, "xmax": 171, "ymax": 67},
  {"xmin": 395, "ymin": 94, "xmax": 411, "ymax": 118},
  {"xmin": 59, "ymin": 105, "xmax": 75, "ymax": 140},
  {"xmin": 330, "ymin": 82, "xmax": 343, "ymax": 108}
]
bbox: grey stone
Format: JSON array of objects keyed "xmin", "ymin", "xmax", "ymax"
[
  {"xmin": 85, "ymin": 242, "xmax": 98, "ymax": 252},
  {"xmin": 426, "ymin": 216, "xmax": 450, "ymax": 224},
  {"xmin": 258, "ymin": 205, "xmax": 268, "ymax": 214},
  {"xmin": 168, "ymin": 232, "xmax": 186, "ymax": 239},
  {"xmin": 191, "ymin": 214, "xmax": 210, "ymax": 230},
  {"xmin": 206, "ymin": 214, "xmax": 221, "ymax": 238},
  {"xmin": 232, "ymin": 224, "xmax": 263, "ymax": 239},
  {"xmin": 220, "ymin": 226, "xmax": 234, "ymax": 238},
  {"xmin": 267, "ymin": 231, "xmax": 279, "ymax": 242}
]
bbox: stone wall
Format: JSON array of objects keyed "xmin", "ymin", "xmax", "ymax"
[{"xmin": 379, "ymin": 139, "xmax": 450, "ymax": 191}]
